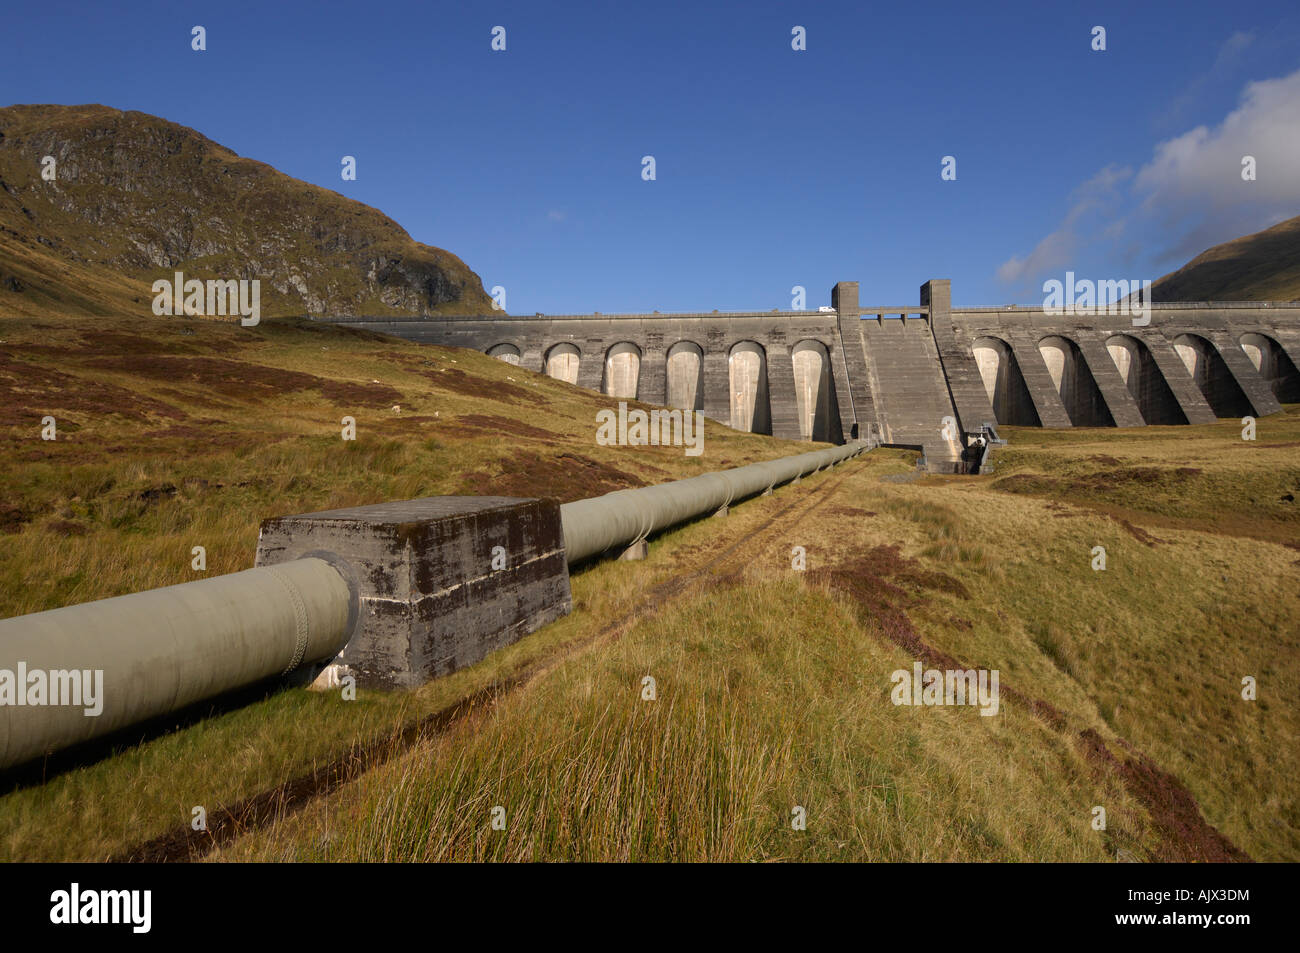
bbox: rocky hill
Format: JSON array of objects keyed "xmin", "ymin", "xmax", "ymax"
[
  {"xmin": 0, "ymin": 104, "xmax": 494, "ymax": 317},
  {"xmin": 1151, "ymin": 213, "xmax": 1300, "ymax": 302}
]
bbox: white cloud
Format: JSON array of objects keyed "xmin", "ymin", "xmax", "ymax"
[
  {"xmin": 1163, "ymin": 31, "xmax": 1256, "ymax": 126},
  {"xmin": 995, "ymin": 165, "xmax": 1131, "ymax": 285},
  {"xmin": 997, "ymin": 66, "xmax": 1300, "ymax": 292},
  {"xmin": 1136, "ymin": 68, "xmax": 1300, "ymax": 258}
]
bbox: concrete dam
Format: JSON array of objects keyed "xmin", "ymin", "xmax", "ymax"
[{"xmin": 327, "ymin": 280, "xmax": 1300, "ymax": 472}]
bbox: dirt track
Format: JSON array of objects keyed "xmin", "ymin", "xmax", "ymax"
[{"xmin": 117, "ymin": 466, "xmax": 857, "ymax": 861}]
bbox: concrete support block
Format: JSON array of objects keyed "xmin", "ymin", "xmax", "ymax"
[
  {"xmin": 578, "ymin": 342, "xmax": 607, "ymax": 394},
  {"xmin": 831, "ymin": 281, "xmax": 877, "ymax": 440},
  {"xmin": 923, "ymin": 279, "xmax": 998, "ymax": 432},
  {"xmin": 1005, "ymin": 331, "xmax": 1074, "ymax": 427},
  {"xmin": 1139, "ymin": 337, "xmax": 1218, "ymax": 424},
  {"xmin": 1206, "ymin": 331, "xmax": 1283, "ymax": 417},
  {"xmin": 638, "ymin": 347, "xmax": 667, "ymax": 406},
  {"xmin": 521, "ymin": 347, "xmax": 545, "ymax": 375},
  {"xmin": 1271, "ymin": 328, "xmax": 1300, "ymax": 381},
  {"xmin": 618, "ymin": 539, "xmax": 648, "ymax": 561},
  {"xmin": 703, "ymin": 350, "xmax": 731, "ymax": 425},
  {"xmin": 766, "ymin": 344, "xmax": 802, "ymax": 440},
  {"xmin": 1074, "ymin": 336, "xmax": 1146, "ymax": 427},
  {"xmin": 255, "ymin": 497, "xmax": 572, "ymax": 689}
]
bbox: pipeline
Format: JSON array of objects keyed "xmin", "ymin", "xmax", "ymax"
[
  {"xmin": 0, "ymin": 441, "xmax": 869, "ymax": 770},
  {"xmin": 561, "ymin": 439, "xmax": 872, "ymax": 564},
  {"xmin": 0, "ymin": 557, "xmax": 354, "ymax": 770}
]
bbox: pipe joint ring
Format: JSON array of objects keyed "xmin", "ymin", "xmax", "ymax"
[{"xmin": 267, "ymin": 566, "xmax": 311, "ymax": 674}]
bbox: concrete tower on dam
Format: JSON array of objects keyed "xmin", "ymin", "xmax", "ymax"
[{"xmin": 326, "ymin": 280, "xmax": 1300, "ymax": 473}]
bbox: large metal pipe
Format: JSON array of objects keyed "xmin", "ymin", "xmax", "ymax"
[
  {"xmin": 0, "ymin": 442, "xmax": 867, "ymax": 770},
  {"xmin": 560, "ymin": 440, "xmax": 871, "ymax": 564},
  {"xmin": 0, "ymin": 557, "xmax": 354, "ymax": 770}
]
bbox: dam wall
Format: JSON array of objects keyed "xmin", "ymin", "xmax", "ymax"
[{"xmin": 324, "ymin": 282, "xmax": 1300, "ymax": 472}]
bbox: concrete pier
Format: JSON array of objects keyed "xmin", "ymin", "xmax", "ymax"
[{"xmin": 255, "ymin": 497, "xmax": 571, "ymax": 689}]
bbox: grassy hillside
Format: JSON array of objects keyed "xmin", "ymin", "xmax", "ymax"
[
  {"xmin": 0, "ymin": 311, "xmax": 788, "ymax": 618},
  {"xmin": 0, "ymin": 311, "xmax": 1296, "ymax": 862},
  {"xmin": 1151, "ymin": 213, "xmax": 1300, "ymax": 301},
  {"xmin": 0, "ymin": 104, "xmax": 494, "ymax": 318}
]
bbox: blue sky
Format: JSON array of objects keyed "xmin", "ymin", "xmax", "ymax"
[{"xmin": 4, "ymin": 0, "xmax": 1300, "ymax": 312}]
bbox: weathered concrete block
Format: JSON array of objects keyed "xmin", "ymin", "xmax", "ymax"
[
  {"xmin": 618, "ymin": 539, "xmax": 648, "ymax": 561},
  {"xmin": 255, "ymin": 497, "xmax": 571, "ymax": 689}
]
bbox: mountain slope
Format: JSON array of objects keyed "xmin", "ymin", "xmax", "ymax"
[
  {"xmin": 1151, "ymin": 214, "xmax": 1300, "ymax": 301},
  {"xmin": 0, "ymin": 104, "xmax": 494, "ymax": 317}
]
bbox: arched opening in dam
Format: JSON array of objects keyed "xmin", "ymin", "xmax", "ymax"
[
  {"xmin": 791, "ymin": 339, "xmax": 838, "ymax": 441},
  {"xmin": 1173, "ymin": 334, "xmax": 1252, "ymax": 418},
  {"xmin": 603, "ymin": 342, "xmax": 641, "ymax": 400},
  {"xmin": 728, "ymin": 341, "xmax": 772, "ymax": 435},
  {"xmin": 545, "ymin": 343, "xmax": 581, "ymax": 385},
  {"xmin": 1038, "ymin": 335, "xmax": 1115, "ymax": 427},
  {"xmin": 665, "ymin": 341, "xmax": 705, "ymax": 411},
  {"xmin": 1239, "ymin": 332, "xmax": 1300, "ymax": 404},
  {"xmin": 1105, "ymin": 334, "xmax": 1187, "ymax": 425},
  {"xmin": 487, "ymin": 343, "xmax": 521, "ymax": 365},
  {"xmin": 973, "ymin": 336, "xmax": 1040, "ymax": 426}
]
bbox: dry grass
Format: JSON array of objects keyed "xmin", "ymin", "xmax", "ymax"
[
  {"xmin": 0, "ymin": 313, "xmax": 792, "ymax": 618},
  {"xmin": 0, "ymin": 312, "xmax": 814, "ymax": 860},
  {"xmin": 217, "ymin": 578, "xmax": 1116, "ymax": 862},
  {"xmin": 1, "ymin": 313, "xmax": 1296, "ymax": 862}
]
